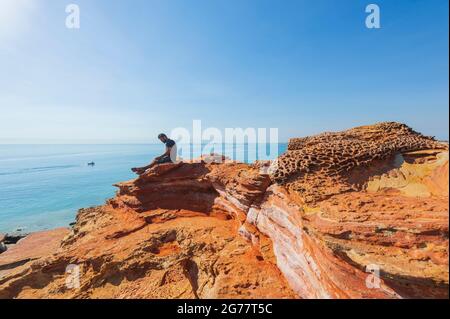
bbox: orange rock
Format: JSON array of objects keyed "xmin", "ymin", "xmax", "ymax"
[
  {"xmin": 0, "ymin": 228, "xmax": 70, "ymax": 281},
  {"xmin": 0, "ymin": 123, "xmax": 447, "ymax": 299},
  {"xmin": 272, "ymin": 122, "xmax": 448, "ymax": 204},
  {"xmin": 0, "ymin": 161, "xmax": 294, "ymax": 299}
]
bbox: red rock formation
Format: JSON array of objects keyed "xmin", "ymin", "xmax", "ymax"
[
  {"xmin": 0, "ymin": 161, "xmax": 294, "ymax": 299},
  {"xmin": 272, "ymin": 122, "xmax": 448, "ymax": 204},
  {"xmin": 0, "ymin": 122, "xmax": 447, "ymax": 299},
  {"xmin": 260, "ymin": 123, "xmax": 448, "ymax": 298},
  {"xmin": 245, "ymin": 184, "xmax": 448, "ymax": 298},
  {"xmin": 0, "ymin": 228, "xmax": 70, "ymax": 281}
]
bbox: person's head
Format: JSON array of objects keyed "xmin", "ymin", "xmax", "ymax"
[{"xmin": 158, "ymin": 133, "xmax": 168, "ymax": 143}]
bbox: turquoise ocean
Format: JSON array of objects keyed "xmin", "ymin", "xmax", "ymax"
[{"xmin": 0, "ymin": 143, "xmax": 286, "ymax": 233}]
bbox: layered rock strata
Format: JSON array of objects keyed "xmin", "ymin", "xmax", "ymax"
[{"xmin": 0, "ymin": 122, "xmax": 447, "ymax": 299}]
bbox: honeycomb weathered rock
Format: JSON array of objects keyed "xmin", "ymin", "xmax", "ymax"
[{"xmin": 271, "ymin": 122, "xmax": 448, "ymax": 204}]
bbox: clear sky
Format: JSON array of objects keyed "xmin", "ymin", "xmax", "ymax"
[{"xmin": 0, "ymin": 0, "xmax": 448, "ymax": 143}]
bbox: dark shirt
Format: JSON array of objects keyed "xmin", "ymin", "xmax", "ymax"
[
  {"xmin": 161, "ymin": 139, "xmax": 177, "ymax": 163},
  {"xmin": 165, "ymin": 139, "xmax": 176, "ymax": 148}
]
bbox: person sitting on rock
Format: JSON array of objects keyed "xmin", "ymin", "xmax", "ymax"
[{"xmin": 132, "ymin": 133, "xmax": 177, "ymax": 175}]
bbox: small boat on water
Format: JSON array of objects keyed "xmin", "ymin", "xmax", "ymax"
[{"xmin": 87, "ymin": 162, "xmax": 95, "ymax": 166}]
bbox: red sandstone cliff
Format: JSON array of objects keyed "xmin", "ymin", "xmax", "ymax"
[{"xmin": 0, "ymin": 122, "xmax": 448, "ymax": 299}]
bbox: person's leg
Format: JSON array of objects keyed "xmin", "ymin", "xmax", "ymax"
[
  {"xmin": 159, "ymin": 156, "xmax": 174, "ymax": 164},
  {"xmin": 144, "ymin": 159, "xmax": 158, "ymax": 171},
  {"xmin": 131, "ymin": 159, "xmax": 157, "ymax": 174},
  {"xmin": 138, "ymin": 157, "xmax": 173, "ymax": 174},
  {"xmin": 132, "ymin": 156, "xmax": 175, "ymax": 174}
]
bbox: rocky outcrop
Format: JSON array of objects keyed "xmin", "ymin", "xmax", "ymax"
[
  {"xmin": 256, "ymin": 123, "xmax": 448, "ymax": 298},
  {"xmin": 245, "ymin": 183, "xmax": 448, "ymax": 298},
  {"xmin": 0, "ymin": 161, "xmax": 294, "ymax": 299},
  {"xmin": 0, "ymin": 228, "xmax": 70, "ymax": 281},
  {"xmin": 271, "ymin": 122, "xmax": 447, "ymax": 204},
  {"xmin": 0, "ymin": 122, "xmax": 447, "ymax": 299}
]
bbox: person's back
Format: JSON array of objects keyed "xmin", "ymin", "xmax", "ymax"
[{"xmin": 162, "ymin": 137, "xmax": 177, "ymax": 163}]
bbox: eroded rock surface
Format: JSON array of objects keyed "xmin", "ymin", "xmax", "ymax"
[
  {"xmin": 0, "ymin": 122, "xmax": 447, "ymax": 299},
  {"xmin": 272, "ymin": 122, "xmax": 447, "ymax": 204},
  {"xmin": 0, "ymin": 161, "xmax": 294, "ymax": 299},
  {"xmin": 0, "ymin": 228, "xmax": 70, "ymax": 282}
]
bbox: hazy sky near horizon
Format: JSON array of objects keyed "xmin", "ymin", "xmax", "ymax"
[{"xmin": 0, "ymin": 0, "xmax": 448, "ymax": 143}]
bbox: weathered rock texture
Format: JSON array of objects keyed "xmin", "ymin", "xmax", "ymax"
[
  {"xmin": 0, "ymin": 228, "xmax": 70, "ymax": 280},
  {"xmin": 0, "ymin": 162, "xmax": 294, "ymax": 299},
  {"xmin": 272, "ymin": 122, "xmax": 447, "ymax": 204},
  {"xmin": 0, "ymin": 122, "xmax": 448, "ymax": 299}
]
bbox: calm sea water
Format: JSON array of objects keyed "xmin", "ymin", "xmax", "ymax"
[{"xmin": 0, "ymin": 143, "xmax": 286, "ymax": 233}]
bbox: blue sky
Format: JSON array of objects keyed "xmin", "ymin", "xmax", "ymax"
[{"xmin": 0, "ymin": 0, "xmax": 448, "ymax": 143}]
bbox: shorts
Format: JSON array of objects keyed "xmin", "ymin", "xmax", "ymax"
[{"xmin": 156, "ymin": 156, "xmax": 173, "ymax": 164}]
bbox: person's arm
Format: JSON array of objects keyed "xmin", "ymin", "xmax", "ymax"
[
  {"xmin": 136, "ymin": 146, "xmax": 171, "ymax": 169},
  {"xmin": 160, "ymin": 146, "xmax": 172, "ymax": 158},
  {"xmin": 153, "ymin": 149, "xmax": 167, "ymax": 161}
]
